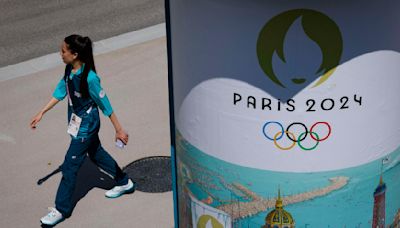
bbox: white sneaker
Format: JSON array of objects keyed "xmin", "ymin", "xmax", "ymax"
[
  {"xmin": 40, "ymin": 207, "xmax": 63, "ymax": 226},
  {"xmin": 105, "ymin": 179, "xmax": 135, "ymax": 198}
]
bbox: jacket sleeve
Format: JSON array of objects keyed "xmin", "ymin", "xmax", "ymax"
[
  {"xmin": 87, "ymin": 71, "xmax": 114, "ymax": 117},
  {"xmin": 52, "ymin": 77, "xmax": 67, "ymax": 101}
]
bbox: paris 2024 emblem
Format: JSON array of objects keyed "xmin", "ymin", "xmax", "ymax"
[{"xmin": 257, "ymin": 9, "xmax": 343, "ymax": 88}]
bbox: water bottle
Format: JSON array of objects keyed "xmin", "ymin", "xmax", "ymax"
[{"xmin": 115, "ymin": 139, "xmax": 125, "ymax": 149}]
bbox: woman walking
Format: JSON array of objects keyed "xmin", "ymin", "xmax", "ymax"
[{"xmin": 30, "ymin": 34, "xmax": 135, "ymax": 226}]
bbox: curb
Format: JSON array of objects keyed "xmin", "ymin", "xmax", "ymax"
[{"xmin": 0, "ymin": 23, "xmax": 166, "ymax": 82}]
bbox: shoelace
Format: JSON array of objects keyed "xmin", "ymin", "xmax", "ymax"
[
  {"xmin": 47, "ymin": 207, "xmax": 58, "ymax": 217},
  {"xmin": 113, "ymin": 182, "xmax": 132, "ymax": 191},
  {"xmin": 112, "ymin": 186, "xmax": 123, "ymax": 191}
]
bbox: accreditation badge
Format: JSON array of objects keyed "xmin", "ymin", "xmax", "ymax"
[{"xmin": 67, "ymin": 113, "xmax": 82, "ymax": 137}]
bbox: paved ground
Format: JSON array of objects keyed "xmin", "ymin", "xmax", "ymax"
[
  {"xmin": 0, "ymin": 0, "xmax": 165, "ymax": 67},
  {"xmin": 0, "ymin": 37, "xmax": 174, "ymax": 227}
]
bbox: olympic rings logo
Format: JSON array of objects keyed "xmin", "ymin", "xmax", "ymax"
[{"xmin": 262, "ymin": 121, "xmax": 332, "ymax": 151}]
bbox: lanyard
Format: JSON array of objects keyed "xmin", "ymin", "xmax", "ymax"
[
  {"xmin": 65, "ymin": 72, "xmax": 92, "ymax": 115},
  {"xmin": 65, "ymin": 73, "xmax": 76, "ymax": 113}
]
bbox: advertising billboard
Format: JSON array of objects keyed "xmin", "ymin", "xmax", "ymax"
[{"xmin": 166, "ymin": 1, "xmax": 400, "ymax": 227}]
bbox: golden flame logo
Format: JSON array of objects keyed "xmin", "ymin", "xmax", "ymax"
[
  {"xmin": 197, "ymin": 215, "xmax": 223, "ymax": 228},
  {"xmin": 257, "ymin": 9, "xmax": 343, "ymax": 88}
]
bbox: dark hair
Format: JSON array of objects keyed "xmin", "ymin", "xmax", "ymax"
[{"xmin": 64, "ymin": 34, "xmax": 96, "ymax": 98}]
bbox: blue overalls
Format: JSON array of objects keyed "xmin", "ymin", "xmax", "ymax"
[{"xmin": 52, "ymin": 65, "xmax": 129, "ymax": 217}]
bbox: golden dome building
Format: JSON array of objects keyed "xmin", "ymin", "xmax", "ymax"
[{"xmin": 263, "ymin": 189, "xmax": 295, "ymax": 228}]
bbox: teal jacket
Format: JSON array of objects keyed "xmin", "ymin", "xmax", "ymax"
[{"xmin": 53, "ymin": 65, "xmax": 114, "ymax": 138}]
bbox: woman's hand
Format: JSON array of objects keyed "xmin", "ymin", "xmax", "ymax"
[
  {"xmin": 109, "ymin": 112, "xmax": 129, "ymax": 145},
  {"xmin": 30, "ymin": 112, "xmax": 43, "ymax": 129},
  {"xmin": 30, "ymin": 98, "xmax": 60, "ymax": 130},
  {"xmin": 115, "ymin": 129, "xmax": 129, "ymax": 145}
]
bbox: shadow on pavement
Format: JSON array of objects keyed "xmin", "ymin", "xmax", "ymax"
[
  {"xmin": 70, "ymin": 157, "xmax": 116, "ymax": 208},
  {"xmin": 37, "ymin": 156, "xmax": 173, "ymax": 227},
  {"xmin": 38, "ymin": 156, "xmax": 116, "ymax": 227}
]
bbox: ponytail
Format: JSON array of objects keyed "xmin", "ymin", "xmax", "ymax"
[{"xmin": 64, "ymin": 35, "xmax": 96, "ymax": 98}]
